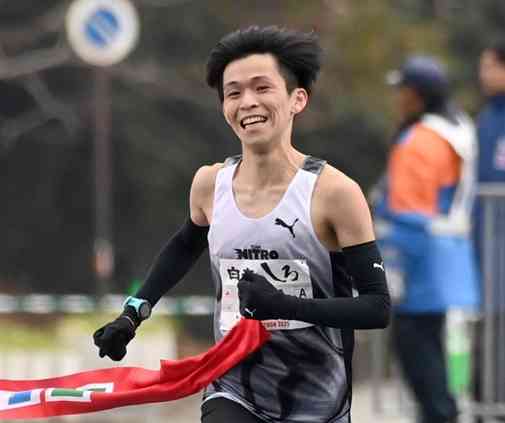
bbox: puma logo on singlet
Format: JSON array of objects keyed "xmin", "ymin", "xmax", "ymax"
[
  {"xmin": 373, "ymin": 262, "xmax": 385, "ymax": 272},
  {"xmin": 243, "ymin": 308, "xmax": 256, "ymax": 318},
  {"xmin": 275, "ymin": 218, "xmax": 299, "ymax": 238}
]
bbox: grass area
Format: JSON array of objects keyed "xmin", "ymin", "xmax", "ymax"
[
  {"xmin": 0, "ymin": 319, "xmax": 58, "ymax": 351},
  {"xmin": 0, "ymin": 314, "xmax": 175, "ymax": 351}
]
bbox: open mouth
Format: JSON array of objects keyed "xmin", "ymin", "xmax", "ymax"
[{"xmin": 240, "ymin": 115, "xmax": 268, "ymax": 129}]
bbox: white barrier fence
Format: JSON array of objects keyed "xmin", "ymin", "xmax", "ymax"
[{"xmin": 0, "ymin": 294, "xmax": 214, "ymax": 316}]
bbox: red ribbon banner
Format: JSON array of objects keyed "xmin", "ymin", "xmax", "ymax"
[{"xmin": 0, "ymin": 319, "xmax": 269, "ymax": 419}]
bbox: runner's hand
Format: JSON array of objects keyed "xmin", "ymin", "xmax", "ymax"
[
  {"xmin": 238, "ymin": 270, "xmax": 290, "ymax": 320},
  {"xmin": 93, "ymin": 311, "xmax": 137, "ymax": 361}
]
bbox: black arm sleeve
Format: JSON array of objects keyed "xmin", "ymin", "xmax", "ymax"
[
  {"xmin": 286, "ymin": 241, "xmax": 391, "ymax": 329},
  {"xmin": 134, "ymin": 218, "xmax": 209, "ymax": 307}
]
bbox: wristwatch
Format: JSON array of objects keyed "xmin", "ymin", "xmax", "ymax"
[{"xmin": 123, "ymin": 296, "xmax": 152, "ymax": 321}]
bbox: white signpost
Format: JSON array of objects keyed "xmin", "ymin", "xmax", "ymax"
[
  {"xmin": 66, "ymin": 0, "xmax": 140, "ymax": 295},
  {"xmin": 66, "ymin": 0, "xmax": 139, "ymax": 66}
]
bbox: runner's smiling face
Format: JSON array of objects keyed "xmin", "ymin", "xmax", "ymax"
[{"xmin": 221, "ymin": 53, "xmax": 307, "ymax": 148}]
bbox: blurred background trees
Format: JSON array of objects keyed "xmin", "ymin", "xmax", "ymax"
[{"xmin": 1, "ymin": 0, "xmax": 503, "ymax": 296}]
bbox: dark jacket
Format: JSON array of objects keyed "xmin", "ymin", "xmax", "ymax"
[{"xmin": 477, "ymin": 95, "xmax": 505, "ymax": 182}]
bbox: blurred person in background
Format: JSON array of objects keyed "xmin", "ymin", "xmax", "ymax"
[
  {"xmin": 373, "ymin": 55, "xmax": 480, "ymax": 423},
  {"xmin": 472, "ymin": 38, "xmax": 505, "ymax": 417},
  {"xmin": 93, "ymin": 25, "xmax": 390, "ymax": 423},
  {"xmin": 474, "ymin": 38, "xmax": 505, "ymax": 262},
  {"xmin": 477, "ymin": 39, "xmax": 505, "ymax": 186}
]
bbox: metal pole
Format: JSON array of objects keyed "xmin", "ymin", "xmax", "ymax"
[
  {"xmin": 497, "ymin": 201, "xmax": 505, "ymax": 403},
  {"xmin": 482, "ymin": 197, "xmax": 495, "ymax": 409},
  {"xmin": 93, "ymin": 67, "xmax": 114, "ymax": 299}
]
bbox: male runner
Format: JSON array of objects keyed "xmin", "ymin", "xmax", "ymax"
[{"xmin": 93, "ymin": 25, "xmax": 391, "ymax": 423}]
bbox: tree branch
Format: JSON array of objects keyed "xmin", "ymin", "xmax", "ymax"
[{"xmin": 0, "ymin": 44, "xmax": 72, "ymax": 80}]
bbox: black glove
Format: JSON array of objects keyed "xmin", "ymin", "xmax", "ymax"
[
  {"xmin": 93, "ymin": 308, "xmax": 138, "ymax": 361},
  {"xmin": 237, "ymin": 269, "xmax": 297, "ymax": 320}
]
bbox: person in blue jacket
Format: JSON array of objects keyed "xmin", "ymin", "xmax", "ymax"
[
  {"xmin": 478, "ymin": 39, "xmax": 505, "ymax": 184},
  {"xmin": 472, "ymin": 38, "xmax": 505, "ymax": 417},
  {"xmin": 474, "ymin": 39, "xmax": 505, "ymax": 264},
  {"xmin": 374, "ymin": 55, "xmax": 480, "ymax": 423}
]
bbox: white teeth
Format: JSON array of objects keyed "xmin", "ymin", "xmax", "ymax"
[{"xmin": 241, "ymin": 115, "xmax": 267, "ymax": 127}]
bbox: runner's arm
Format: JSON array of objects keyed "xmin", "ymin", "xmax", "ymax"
[
  {"xmin": 134, "ymin": 165, "xmax": 217, "ymax": 306},
  {"xmin": 289, "ymin": 177, "xmax": 390, "ymax": 329},
  {"xmin": 238, "ymin": 175, "xmax": 390, "ymax": 329},
  {"xmin": 284, "ymin": 241, "xmax": 390, "ymax": 329},
  {"xmin": 134, "ymin": 218, "xmax": 208, "ymax": 307}
]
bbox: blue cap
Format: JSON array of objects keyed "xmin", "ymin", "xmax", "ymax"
[{"xmin": 387, "ymin": 55, "xmax": 449, "ymax": 100}]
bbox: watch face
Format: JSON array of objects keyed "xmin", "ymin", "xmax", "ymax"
[{"xmin": 139, "ymin": 302, "xmax": 151, "ymax": 319}]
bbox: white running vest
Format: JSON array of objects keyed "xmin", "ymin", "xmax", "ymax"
[{"xmin": 204, "ymin": 156, "xmax": 353, "ymax": 423}]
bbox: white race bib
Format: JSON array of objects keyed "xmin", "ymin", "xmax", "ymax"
[{"xmin": 219, "ymin": 259, "xmax": 314, "ymax": 331}]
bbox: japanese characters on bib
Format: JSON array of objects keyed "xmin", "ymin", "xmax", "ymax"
[{"xmin": 219, "ymin": 258, "xmax": 314, "ymax": 331}]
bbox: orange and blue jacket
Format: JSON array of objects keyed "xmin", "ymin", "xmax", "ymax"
[
  {"xmin": 374, "ymin": 112, "xmax": 480, "ymax": 312},
  {"xmin": 389, "ymin": 124, "xmax": 461, "ymax": 216}
]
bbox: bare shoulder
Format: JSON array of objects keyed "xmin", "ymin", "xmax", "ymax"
[
  {"xmin": 316, "ymin": 163, "xmax": 365, "ymax": 203},
  {"xmin": 191, "ymin": 163, "xmax": 223, "ymax": 196},
  {"xmin": 315, "ymin": 163, "xmax": 375, "ymax": 247},
  {"xmin": 190, "ymin": 163, "xmax": 223, "ymax": 226}
]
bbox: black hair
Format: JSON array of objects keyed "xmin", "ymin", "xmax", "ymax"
[
  {"xmin": 487, "ymin": 38, "xmax": 505, "ymax": 64},
  {"xmin": 206, "ymin": 25, "xmax": 322, "ymax": 102},
  {"xmin": 419, "ymin": 90, "xmax": 448, "ymax": 113}
]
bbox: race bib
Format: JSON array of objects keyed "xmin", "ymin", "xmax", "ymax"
[{"xmin": 219, "ymin": 259, "xmax": 314, "ymax": 331}]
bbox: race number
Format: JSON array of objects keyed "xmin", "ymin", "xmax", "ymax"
[{"xmin": 219, "ymin": 259, "xmax": 314, "ymax": 331}]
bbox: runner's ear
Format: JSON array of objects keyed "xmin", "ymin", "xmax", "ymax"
[{"xmin": 292, "ymin": 88, "xmax": 308, "ymax": 115}]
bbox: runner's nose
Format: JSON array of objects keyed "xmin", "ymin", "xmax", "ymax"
[{"xmin": 239, "ymin": 89, "xmax": 259, "ymax": 110}]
